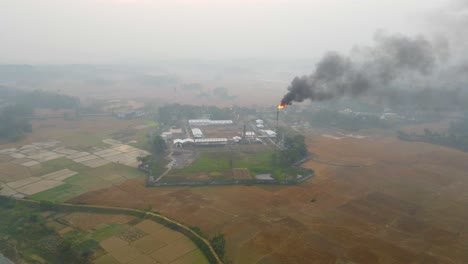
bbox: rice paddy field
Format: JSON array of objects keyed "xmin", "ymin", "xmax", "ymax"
[
  {"xmin": 0, "ymin": 201, "xmax": 208, "ymax": 264},
  {"xmin": 0, "ymin": 116, "xmax": 151, "ymax": 202},
  {"xmin": 72, "ymin": 130, "xmax": 468, "ymax": 264}
]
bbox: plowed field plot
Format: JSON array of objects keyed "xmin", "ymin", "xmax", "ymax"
[
  {"xmin": 41, "ymin": 169, "xmax": 78, "ymax": 180},
  {"xmin": 101, "ymin": 237, "xmax": 129, "ymax": 253},
  {"xmin": 131, "ymin": 235, "xmax": 167, "ymax": 254},
  {"xmin": 73, "ymin": 154, "xmax": 99, "ymax": 163},
  {"xmin": 96, "ymin": 219, "xmax": 208, "ymax": 264},
  {"xmin": 16, "ymin": 179, "xmax": 64, "ymax": 195},
  {"xmin": 29, "ymin": 163, "xmax": 145, "ymax": 202},
  {"xmin": 7, "ymin": 177, "xmax": 41, "ymax": 189},
  {"xmin": 21, "ymin": 160, "xmax": 40, "ymax": 167},
  {"xmin": 134, "ymin": 220, "xmax": 165, "ymax": 234},
  {"xmin": 81, "ymin": 158, "xmax": 110, "ymax": 168}
]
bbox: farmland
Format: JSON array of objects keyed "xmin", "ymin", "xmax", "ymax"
[
  {"xmin": 0, "ymin": 198, "xmax": 209, "ymax": 264},
  {"xmin": 72, "ymin": 130, "xmax": 468, "ymax": 264},
  {"xmin": 2, "ymin": 105, "xmax": 468, "ymax": 263},
  {"xmin": 0, "ymin": 115, "xmax": 155, "ymax": 201}
]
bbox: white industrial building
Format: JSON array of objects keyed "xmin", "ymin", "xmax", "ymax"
[
  {"xmin": 194, "ymin": 138, "xmax": 228, "ymax": 146},
  {"xmin": 173, "ymin": 138, "xmax": 195, "ymax": 148},
  {"xmin": 189, "ymin": 119, "xmax": 233, "ymax": 126},
  {"xmin": 191, "ymin": 128, "xmax": 204, "ymax": 138},
  {"xmin": 189, "ymin": 119, "xmax": 211, "ymax": 126},
  {"xmin": 209, "ymin": 120, "xmax": 233, "ymax": 125}
]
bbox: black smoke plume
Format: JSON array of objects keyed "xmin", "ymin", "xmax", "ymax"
[
  {"xmin": 281, "ymin": 33, "xmax": 439, "ymax": 106},
  {"xmin": 280, "ymin": 2, "xmax": 468, "ymax": 112}
]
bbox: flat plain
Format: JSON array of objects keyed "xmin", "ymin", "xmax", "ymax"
[{"xmin": 72, "ymin": 130, "xmax": 468, "ymax": 264}]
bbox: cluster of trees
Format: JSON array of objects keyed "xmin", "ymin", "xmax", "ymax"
[
  {"xmin": 0, "ymin": 86, "xmax": 80, "ymax": 109},
  {"xmin": 158, "ymin": 104, "xmax": 233, "ymax": 124},
  {"xmin": 0, "ymin": 197, "xmax": 93, "ymax": 264},
  {"xmin": 273, "ymin": 134, "xmax": 308, "ymax": 167},
  {"xmin": 151, "ymin": 135, "xmax": 167, "ymax": 154},
  {"xmin": 158, "ymin": 103, "xmax": 258, "ymax": 125},
  {"xmin": 210, "ymin": 233, "xmax": 226, "ymax": 260},
  {"xmin": 308, "ymin": 109, "xmax": 388, "ymax": 131},
  {"xmin": 0, "ymin": 87, "xmax": 81, "ymax": 141},
  {"xmin": 197, "ymin": 87, "xmax": 236, "ymax": 101},
  {"xmin": 0, "ymin": 104, "xmax": 33, "ymax": 141},
  {"xmin": 398, "ymin": 114, "xmax": 468, "ymax": 152}
]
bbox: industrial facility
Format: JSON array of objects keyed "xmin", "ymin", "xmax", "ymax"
[{"xmin": 167, "ymin": 116, "xmax": 276, "ymax": 149}]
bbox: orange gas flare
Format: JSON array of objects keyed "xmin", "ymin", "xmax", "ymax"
[{"xmin": 277, "ymin": 104, "xmax": 287, "ymax": 109}]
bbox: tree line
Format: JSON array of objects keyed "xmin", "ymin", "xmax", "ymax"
[
  {"xmin": 0, "ymin": 86, "xmax": 80, "ymax": 109},
  {"xmin": 0, "ymin": 197, "xmax": 93, "ymax": 264},
  {"xmin": 0, "ymin": 86, "xmax": 80, "ymax": 141},
  {"xmin": 274, "ymin": 134, "xmax": 308, "ymax": 167},
  {"xmin": 158, "ymin": 103, "xmax": 256, "ymax": 125},
  {"xmin": 308, "ymin": 109, "xmax": 389, "ymax": 131},
  {"xmin": 158, "ymin": 104, "xmax": 233, "ymax": 124},
  {"xmin": 397, "ymin": 114, "xmax": 468, "ymax": 152},
  {"xmin": 0, "ymin": 104, "xmax": 33, "ymax": 141}
]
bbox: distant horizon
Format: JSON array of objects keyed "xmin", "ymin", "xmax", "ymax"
[{"xmin": 1, "ymin": 0, "xmax": 447, "ymax": 64}]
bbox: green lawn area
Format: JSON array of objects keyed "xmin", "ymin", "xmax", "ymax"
[
  {"xmin": 169, "ymin": 146, "xmax": 303, "ymax": 180},
  {"xmin": 30, "ymin": 183, "xmax": 84, "ymax": 202},
  {"xmin": 128, "ymin": 129, "xmax": 152, "ymax": 151},
  {"xmin": 176, "ymin": 147, "xmax": 275, "ymax": 174},
  {"xmin": 177, "ymin": 151, "xmax": 233, "ymax": 174}
]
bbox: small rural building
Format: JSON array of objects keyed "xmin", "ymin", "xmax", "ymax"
[
  {"xmin": 232, "ymin": 136, "xmax": 242, "ymax": 143},
  {"xmin": 245, "ymin": 131, "xmax": 255, "ymax": 138},
  {"xmin": 169, "ymin": 127, "xmax": 183, "ymax": 134},
  {"xmin": 260, "ymin": 129, "xmax": 277, "ymax": 138},
  {"xmin": 161, "ymin": 131, "xmax": 173, "ymax": 140},
  {"xmin": 191, "ymin": 128, "xmax": 204, "ymax": 138}
]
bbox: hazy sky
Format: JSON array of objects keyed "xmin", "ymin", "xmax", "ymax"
[{"xmin": 1, "ymin": 0, "xmax": 449, "ymax": 64}]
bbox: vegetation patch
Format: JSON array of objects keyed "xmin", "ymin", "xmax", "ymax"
[
  {"xmin": 31, "ymin": 163, "xmax": 145, "ymax": 203},
  {"xmin": 0, "ymin": 196, "xmax": 98, "ymax": 263},
  {"xmin": 90, "ymin": 223, "xmax": 128, "ymax": 242},
  {"xmin": 398, "ymin": 114, "xmax": 468, "ymax": 152}
]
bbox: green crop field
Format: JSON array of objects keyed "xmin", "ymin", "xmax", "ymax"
[
  {"xmin": 30, "ymin": 158, "xmax": 88, "ymax": 177},
  {"xmin": 89, "ymin": 223, "xmax": 128, "ymax": 242},
  {"xmin": 31, "ymin": 163, "xmax": 146, "ymax": 203}
]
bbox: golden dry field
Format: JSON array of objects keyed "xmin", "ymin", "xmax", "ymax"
[{"xmin": 72, "ymin": 132, "xmax": 468, "ymax": 264}]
